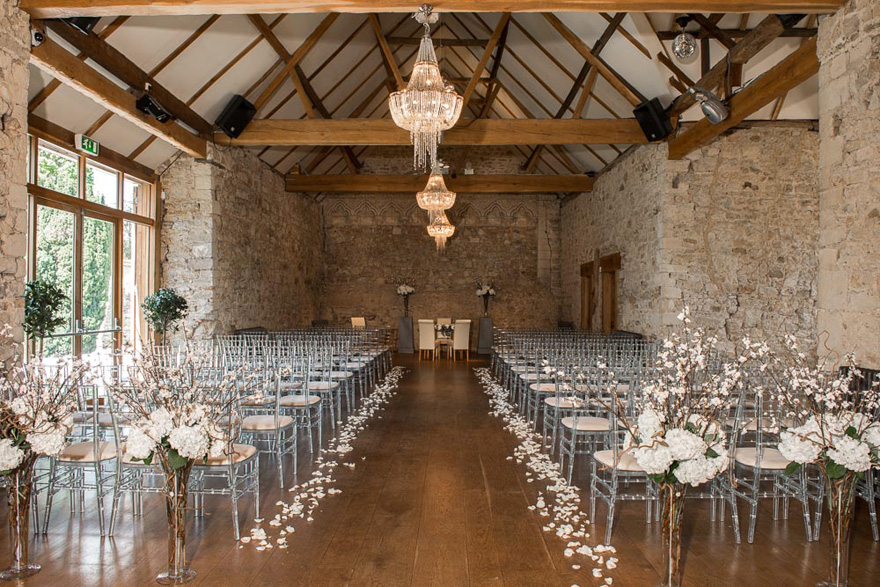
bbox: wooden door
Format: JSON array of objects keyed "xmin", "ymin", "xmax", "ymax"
[
  {"xmin": 600, "ymin": 253, "xmax": 621, "ymax": 335},
  {"xmin": 579, "ymin": 262, "xmax": 593, "ymax": 330}
]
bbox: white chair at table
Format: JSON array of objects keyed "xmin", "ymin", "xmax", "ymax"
[
  {"xmin": 435, "ymin": 319, "xmax": 453, "ymax": 360},
  {"xmin": 351, "ymin": 317, "xmax": 366, "ymax": 328},
  {"xmin": 453, "ymin": 320, "xmax": 471, "ymax": 361},
  {"xmin": 418, "ymin": 320, "xmax": 435, "ymax": 361},
  {"xmin": 437, "ymin": 318, "xmax": 452, "ymax": 326}
]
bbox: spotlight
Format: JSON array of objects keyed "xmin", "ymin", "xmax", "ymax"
[
  {"xmin": 136, "ymin": 86, "xmax": 171, "ymax": 123},
  {"xmin": 672, "ymin": 16, "xmax": 698, "ymax": 64},
  {"xmin": 688, "ymin": 86, "xmax": 729, "ymax": 125}
]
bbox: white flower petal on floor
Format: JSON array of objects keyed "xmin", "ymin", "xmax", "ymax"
[
  {"xmin": 242, "ymin": 367, "xmax": 406, "ymax": 552},
  {"xmin": 474, "ymin": 367, "xmax": 616, "ymax": 584}
]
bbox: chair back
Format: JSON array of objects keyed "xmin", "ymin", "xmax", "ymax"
[
  {"xmin": 437, "ymin": 318, "xmax": 452, "ymax": 326},
  {"xmin": 453, "ymin": 320, "xmax": 471, "ymax": 351},
  {"xmin": 418, "ymin": 320, "xmax": 435, "ymax": 351},
  {"xmin": 351, "ymin": 317, "xmax": 366, "ymax": 328}
]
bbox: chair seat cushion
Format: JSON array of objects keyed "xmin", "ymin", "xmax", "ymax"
[
  {"xmin": 545, "ymin": 396, "xmax": 584, "ymax": 409},
  {"xmin": 279, "ymin": 381, "xmax": 303, "ymax": 391},
  {"xmin": 241, "ymin": 395, "xmax": 274, "ymax": 406},
  {"xmin": 58, "ymin": 441, "xmax": 116, "ymax": 462},
  {"xmin": 520, "ymin": 373, "xmax": 551, "ymax": 381},
  {"xmin": 530, "ymin": 383, "xmax": 557, "ymax": 392},
  {"xmin": 734, "ymin": 447, "xmax": 790, "ymax": 470},
  {"xmin": 201, "ymin": 443, "xmax": 258, "ymax": 466},
  {"xmin": 308, "ymin": 381, "xmax": 340, "ymax": 391},
  {"xmin": 329, "ymin": 371, "xmax": 354, "ymax": 379},
  {"xmin": 75, "ymin": 412, "xmax": 128, "ymax": 427},
  {"xmin": 279, "ymin": 394, "xmax": 321, "ymax": 407},
  {"xmin": 242, "ymin": 415, "xmax": 294, "ymax": 431},
  {"xmin": 561, "ymin": 416, "xmax": 611, "ymax": 432},
  {"xmin": 594, "ymin": 449, "xmax": 644, "ymax": 472}
]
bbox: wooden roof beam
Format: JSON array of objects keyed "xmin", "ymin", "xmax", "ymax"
[
  {"xmin": 369, "ymin": 14, "xmax": 405, "ymax": 90},
  {"xmin": 667, "ymin": 36, "xmax": 818, "ymax": 159},
  {"xmin": 42, "ymin": 19, "xmax": 214, "ymax": 135},
  {"xmin": 655, "ymin": 27, "xmax": 817, "ymax": 40},
  {"xmin": 285, "ymin": 174, "xmax": 594, "ymax": 194},
  {"xmin": 21, "ymin": 1, "xmax": 845, "ymax": 19},
  {"xmin": 219, "ymin": 118, "xmax": 656, "ymax": 147},
  {"xmin": 461, "ymin": 13, "xmax": 510, "ymax": 111},
  {"xmin": 30, "ymin": 36, "xmax": 206, "ymax": 157}
]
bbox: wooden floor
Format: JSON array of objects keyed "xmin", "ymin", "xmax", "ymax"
[{"xmin": 10, "ymin": 355, "xmax": 880, "ymax": 586}]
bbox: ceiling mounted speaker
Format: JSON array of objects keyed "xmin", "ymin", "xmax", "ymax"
[
  {"xmin": 215, "ymin": 95, "xmax": 256, "ymax": 139},
  {"xmin": 633, "ymin": 98, "xmax": 673, "ymax": 142}
]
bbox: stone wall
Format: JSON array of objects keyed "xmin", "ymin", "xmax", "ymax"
[
  {"xmin": 160, "ymin": 145, "xmax": 322, "ymax": 338},
  {"xmin": 562, "ymin": 127, "xmax": 820, "ymax": 352},
  {"xmin": 817, "ymin": 0, "xmax": 880, "ymax": 367},
  {"xmin": 318, "ymin": 147, "xmax": 563, "ymax": 340},
  {"xmin": 0, "ymin": 0, "xmax": 29, "ymax": 362},
  {"xmin": 560, "ymin": 144, "xmax": 667, "ymax": 337}
]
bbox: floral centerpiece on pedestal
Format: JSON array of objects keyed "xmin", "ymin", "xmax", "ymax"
[
  {"xmin": 0, "ymin": 326, "xmax": 83, "ymax": 579},
  {"xmin": 615, "ymin": 308, "xmax": 767, "ymax": 587},
  {"xmin": 393, "ymin": 279, "xmax": 416, "ymax": 318},
  {"xmin": 475, "ymin": 280, "xmax": 496, "ymax": 317},
  {"xmin": 110, "ymin": 342, "xmax": 240, "ymax": 585},
  {"xmin": 770, "ymin": 336, "xmax": 880, "ymax": 587}
]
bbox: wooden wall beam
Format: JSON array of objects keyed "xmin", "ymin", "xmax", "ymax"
[
  {"xmin": 285, "ymin": 173, "xmax": 595, "ymax": 193},
  {"xmin": 667, "ymin": 36, "xmax": 818, "ymax": 159},
  {"xmin": 217, "ymin": 118, "xmax": 658, "ymax": 146},
  {"xmin": 22, "ymin": 1, "xmax": 844, "ymax": 18},
  {"xmin": 30, "ymin": 37, "xmax": 207, "ymax": 158}
]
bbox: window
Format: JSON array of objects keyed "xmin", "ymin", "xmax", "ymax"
[
  {"xmin": 27, "ymin": 135, "xmax": 156, "ymax": 360},
  {"xmin": 86, "ymin": 162, "xmax": 119, "ymax": 209},
  {"xmin": 37, "ymin": 142, "xmax": 79, "ymax": 197}
]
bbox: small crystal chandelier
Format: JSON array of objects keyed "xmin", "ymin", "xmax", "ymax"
[
  {"xmin": 427, "ymin": 210, "xmax": 455, "ymax": 251},
  {"xmin": 672, "ymin": 16, "xmax": 698, "ymax": 63},
  {"xmin": 416, "ymin": 164, "xmax": 456, "ymax": 213},
  {"xmin": 389, "ymin": 4, "xmax": 463, "ymax": 171}
]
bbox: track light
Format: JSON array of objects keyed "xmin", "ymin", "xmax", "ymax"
[
  {"xmin": 136, "ymin": 83, "xmax": 171, "ymax": 123},
  {"xmin": 688, "ymin": 86, "xmax": 729, "ymax": 125}
]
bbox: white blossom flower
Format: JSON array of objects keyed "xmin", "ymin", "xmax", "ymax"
[
  {"xmin": 0, "ymin": 439, "xmax": 25, "ymax": 471},
  {"xmin": 127, "ymin": 426, "xmax": 158, "ymax": 460},
  {"xmin": 827, "ymin": 436, "xmax": 872, "ymax": 473},
  {"xmin": 665, "ymin": 429, "xmax": 707, "ymax": 462},
  {"xmin": 168, "ymin": 425, "xmax": 209, "ymax": 460},
  {"xmin": 27, "ymin": 428, "xmax": 67, "ymax": 457}
]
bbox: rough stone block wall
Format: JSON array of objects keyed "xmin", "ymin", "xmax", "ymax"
[
  {"xmin": 0, "ymin": 0, "xmax": 29, "ymax": 362},
  {"xmin": 817, "ymin": 0, "xmax": 880, "ymax": 367},
  {"xmin": 318, "ymin": 147, "xmax": 562, "ymax": 339},
  {"xmin": 562, "ymin": 127, "xmax": 819, "ymax": 352},
  {"xmin": 560, "ymin": 144, "xmax": 667, "ymax": 338},
  {"xmin": 160, "ymin": 145, "xmax": 322, "ymax": 338},
  {"xmin": 664, "ymin": 127, "xmax": 819, "ymax": 352}
]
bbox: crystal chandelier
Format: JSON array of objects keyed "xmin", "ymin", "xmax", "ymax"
[
  {"xmin": 416, "ymin": 165, "xmax": 456, "ymax": 212},
  {"xmin": 389, "ymin": 4, "xmax": 463, "ymax": 171},
  {"xmin": 426, "ymin": 210, "xmax": 455, "ymax": 251}
]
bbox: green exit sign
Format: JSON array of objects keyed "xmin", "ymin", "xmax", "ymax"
[{"xmin": 74, "ymin": 133, "xmax": 100, "ymax": 156}]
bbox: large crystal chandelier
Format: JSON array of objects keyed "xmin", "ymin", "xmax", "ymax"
[
  {"xmin": 427, "ymin": 210, "xmax": 455, "ymax": 251},
  {"xmin": 416, "ymin": 165, "xmax": 456, "ymax": 212},
  {"xmin": 389, "ymin": 4, "xmax": 463, "ymax": 171}
]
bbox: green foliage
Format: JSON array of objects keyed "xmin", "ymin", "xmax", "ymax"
[
  {"xmin": 142, "ymin": 288, "xmax": 188, "ymax": 338},
  {"xmin": 824, "ymin": 457, "xmax": 848, "ymax": 479},
  {"xmin": 35, "ymin": 150, "xmax": 114, "ymax": 357},
  {"xmin": 784, "ymin": 461, "xmax": 802, "ymax": 476},
  {"xmin": 23, "ymin": 280, "xmax": 68, "ymax": 352}
]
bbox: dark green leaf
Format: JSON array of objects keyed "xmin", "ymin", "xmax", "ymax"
[
  {"xmin": 166, "ymin": 448, "xmax": 189, "ymax": 471},
  {"xmin": 844, "ymin": 426, "xmax": 860, "ymax": 441},
  {"xmin": 825, "ymin": 458, "xmax": 848, "ymax": 479},
  {"xmin": 784, "ymin": 461, "xmax": 802, "ymax": 476},
  {"xmin": 706, "ymin": 447, "xmax": 719, "ymax": 459}
]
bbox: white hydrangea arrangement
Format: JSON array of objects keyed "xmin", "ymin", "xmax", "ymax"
[
  {"xmin": 0, "ymin": 326, "xmax": 84, "ymax": 474},
  {"xmin": 395, "ymin": 284, "xmax": 415, "ymax": 296},
  {"xmin": 110, "ymin": 343, "xmax": 241, "ymax": 471},
  {"xmin": 393, "ymin": 278, "xmax": 416, "ymax": 317},
  {"xmin": 771, "ymin": 336, "xmax": 880, "ymax": 479},
  {"xmin": 618, "ymin": 308, "xmax": 769, "ymax": 488},
  {"xmin": 475, "ymin": 280, "xmax": 496, "ymax": 298}
]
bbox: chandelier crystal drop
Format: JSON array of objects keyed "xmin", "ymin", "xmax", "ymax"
[
  {"xmin": 389, "ymin": 5, "xmax": 463, "ymax": 171},
  {"xmin": 416, "ymin": 166, "xmax": 456, "ymax": 212},
  {"xmin": 426, "ymin": 210, "xmax": 455, "ymax": 251}
]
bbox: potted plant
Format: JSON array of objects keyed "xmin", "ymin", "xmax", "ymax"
[
  {"xmin": 22, "ymin": 280, "xmax": 67, "ymax": 357},
  {"xmin": 142, "ymin": 288, "xmax": 188, "ymax": 342}
]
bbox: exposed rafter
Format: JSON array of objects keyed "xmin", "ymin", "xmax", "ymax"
[
  {"xmin": 42, "ymin": 19, "xmax": 214, "ymax": 135},
  {"xmin": 217, "ymin": 118, "xmax": 656, "ymax": 147},
  {"xmin": 30, "ymin": 36, "xmax": 206, "ymax": 157},
  {"xmin": 285, "ymin": 174, "xmax": 595, "ymax": 193},
  {"xmin": 21, "ymin": 1, "xmax": 845, "ymax": 19},
  {"xmin": 668, "ymin": 36, "xmax": 818, "ymax": 159}
]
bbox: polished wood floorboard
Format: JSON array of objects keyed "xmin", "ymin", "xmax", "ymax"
[{"xmin": 7, "ymin": 356, "xmax": 879, "ymax": 586}]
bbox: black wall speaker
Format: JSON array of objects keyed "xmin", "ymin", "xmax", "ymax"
[
  {"xmin": 633, "ymin": 98, "xmax": 673, "ymax": 142},
  {"xmin": 216, "ymin": 95, "xmax": 256, "ymax": 139}
]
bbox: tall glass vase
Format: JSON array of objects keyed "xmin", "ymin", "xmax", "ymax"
[
  {"xmin": 659, "ymin": 483, "xmax": 686, "ymax": 587},
  {"xmin": 0, "ymin": 455, "xmax": 40, "ymax": 580},
  {"xmin": 482, "ymin": 295, "xmax": 490, "ymax": 317},
  {"xmin": 403, "ymin": 295, "xmax": 410, "ymax": 318},
  {"xmin": 157, "ymin": 462, "xmax": 195, "ymax": 585},
  {"xmin": 818, "ymin": 472, "xmax": 857, "ymax": 587}
]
